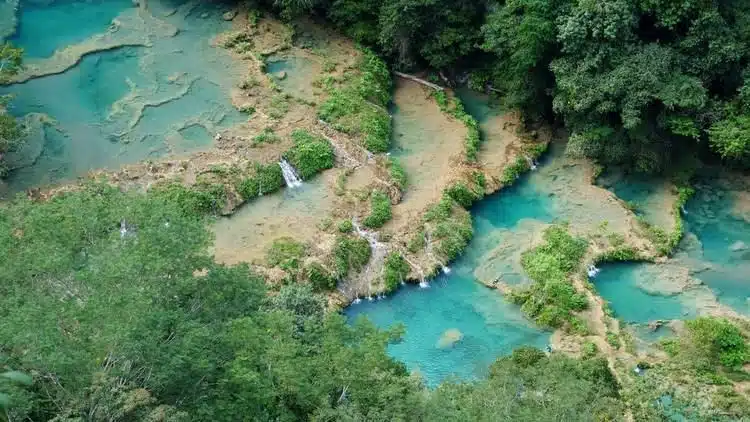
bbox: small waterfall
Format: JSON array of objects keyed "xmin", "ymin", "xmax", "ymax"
[
  {"xmin": 419, "ymin": 281, "xmax": 430, "ymax": 288},
  {"xmin": 279, "ymin": 158, "xmax": 302, "ymax": 188},
  {"xmin": 352, "ymin": 297, "xmax": 362, "ymax": 305},
  {"xmin": 119, "ymin": 220, "xmax": 128, "ymax": 238},
  {"xmin": 680, "ymin": 205, "xmax": 688, "ymax": 215},
  {"xmin": 525, "ymin": 156, "xmax": 537, "ymax": 171},
  {"xmin": 442, "ymin": 266, "xmax": 451, "ymax": 275},
  {"xmin": 587, "ymin": 264, "xmax": 600, "ymax": 278},
  {"xmin": 367, "ymin": 295, "xmax": 374, "ymax": 302}
]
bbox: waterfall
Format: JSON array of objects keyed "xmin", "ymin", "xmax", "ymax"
[
  {"xmin": 419, "ymin": 281, "xmax": 430, "ymax": 288},
  {"xmin": 279, "ymin": 158, "xmax": 302, "ymax": 188},
  {"xmin": 680, "ymin": 205, "xmax": 688, "ymax": 215},
  {"xmin": 525, "ymin": 156, "xmax": 538, "ymax": 171},
  {"xmin": 587, "ymin": 264, "xmax": 600, "ymax": 278},
  {"xmin": 352, "ymin": 297, "xmax": 362, "ymax": 305},
  {"xmin": 442, "ymin": 266, "xmax": 451, "ymax": 274}
]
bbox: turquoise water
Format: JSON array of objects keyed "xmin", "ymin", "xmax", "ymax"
[
  {"xmin": 7, "ymin": 0, "xmax": 134, "ymax": 57},
  {"xmin": 1, "ymin": 0, "xmax": 246, "ymax": 193},
  {"xmin": 683, "ymin": 179, "xmax": 750, "ymax": 315},
  {"xmin": 594, "ymin": 263, "xmax": 694, "ymax": 323},
  {"xmin": 345, "ymin": 268, "xmax": 549, "ymax": 386}
]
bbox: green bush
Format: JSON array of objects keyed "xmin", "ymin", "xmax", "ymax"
[
  {"xmin": 237, "ymin": 163, "xmax": 284, "ymax": 200},
  {"xmin": 337, "ymin": 219, "xmax": 354, "ymax": 233},
  {"xmin": 383, "ymin": 252, "xmax": 410, "ymax": 292},
  {"xmin": 332, "ymin": 235, "xmax": 372, "ymax": 277},
  {"xmin": 511, "ymin": 347, "xmax": 546, "ymax": 367},
  {"xmin": 407, "ymin": 229, "xmax": 426, "ymax": 253},
  {"xmin": 511, "ymin": 226, "xmax": 589, "ymax": 330},
  {"xmin": 362, "ymin": 190, "xmax": 392, "ymax": 229},
  {"xmin": 317, "ymin": 50, "xmax": 392, "ymax": 154},
  {"xmin": 386, "ymin": 158, "xmax": 407, "ymax": 191},
  {"xmin": 305, "ymin": 262, "xmax": 336, "ymax": 291},
  {"xmin": 500, "ymin": 156, "xmax": 531, "ymax": 185},
  {"xmin": 252, "ymin": 128, "xmax": 281, "ymax": 146},
  {"xmin": 686, "ymin": 317, "xmax": 749, "ymax": 369},
  {"xmin": 152, "ymin": 182, "xmax": 226, "ymax": 216},
  {"xmin": 444, "ymin": 182, "xmax": 480, "ymax": 208},
  {"xmin": 267, "ymin": 237, "xmax": 306, "ymax": 271},
  {"xmin": 284, "ymin": 129, "xmax": 335, "ymax": 180}
]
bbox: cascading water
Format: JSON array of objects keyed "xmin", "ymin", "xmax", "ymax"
[
  {"xmin": 278, "ymin": 158, "xmax": 302, "ymax": 188},
  {"xmin": 525, "ymin": 156, "xmax": 538, "ymax": 171}
]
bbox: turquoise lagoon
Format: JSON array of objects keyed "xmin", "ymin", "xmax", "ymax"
[{"xmin": 1, "ymin": 0, "xmax": 246, "ymax": 192}]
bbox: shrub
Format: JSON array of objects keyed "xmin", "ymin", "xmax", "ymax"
[
  {"xmin": 383, "ymin": 252, "xmax": 410, "ymax": 292},
  {"xmin": 284, "ymin": 130, "xmax": 334, "ymax": 180},
  {"xmin": 581, "ymin": 341, "xmax": 599, "ymax": 359},
  {"xmin": 362, "ymin": 190, "xmax": 392, "ymax": 228},
  {"xmin": 407, "ymin": 229, "xmax": 426, "ymax": 253},
  {"xmin": 317, "ymin": 50, "xmax": 392, "ymax": 154},
  {"xmin": 332, "ymin": 235, "xmax": 371, "ymax": 277},
  {"xmin": 237, "ymin": 163, "xmax": 284, "ymax": 200},
  {"xmin": 267, "ymin": 237, "xmax": 306, "ymax": 271},
  {"xmin": 386, "ymin": 158, "xmax": 407, "ymax": 191},
  {"xmin": 337, "ymin": 219, "xmax": 354, "ymax": 233},
  {"xmin": 686, "ymin": 317, "xmax": 749, "ymax": 369},
  {"xmin": 511, "ymin": 347, "xmax": 546, "ymax": 367},
  {"xmin": 252, "ymin": 128, "xmax": 281, "ymax": 146},
  {"xmin": 151, "ymin": 182, "xmax": 226, "ymax": 216},
  {"xmin": 305, "ymin": 262, "xmax": 336, "ymax": 291},
  {"xmin": 500, "ymin": 156, "xmax": 531, "ymax": 185},
  {"xmin": 512, "ymin": 226, "xmax": 589, "ymax": 329},
  {"xmin": 445, "ymin": 182, "xmax": 480, "ymax": 208}
]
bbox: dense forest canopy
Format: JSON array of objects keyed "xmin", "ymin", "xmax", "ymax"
[
  {"xmin": 263, "ymin": 0, "xmax": 750, "ymax": 173},
  {"xmin": 1, "ymin": 1, "xmax": 750, "ymax": 421}
]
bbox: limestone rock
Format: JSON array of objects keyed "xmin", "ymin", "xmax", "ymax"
[
  {"xmin": 729, "ymin": 240, "xmax": 747, "ymax": 252},
  {"xmin": 436, "ymin": 329, "xmax": 463, "ymax": 349},
  {"xmin": 223, "ymin": 10, "xmax": 238, "ymax": 21}
]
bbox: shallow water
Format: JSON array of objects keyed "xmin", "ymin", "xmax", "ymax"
[
  {"xmin": 1, "ymin": 0, "xmax": 246, "ymax": 192},
  {"xmin": 594, "ymin": 263, "xmax": 695, "ymax": 323},
  {"xmin": 682, "ymin": 179, "xmax": 750, "ymax": 315},
  {"xmin": 265, "ymin": 55, "xmax": 318, "ymax": 101},
  {"xmin": 212, "ymin": 173, "xmax": 338, "ymax": 265},
  {"xmin": 345, "ymin": 271, "xmax": 549, "ymax": 386},
  {"xmin": 8, "ymin": 0, "xmax": 133, "ymax": 58}
]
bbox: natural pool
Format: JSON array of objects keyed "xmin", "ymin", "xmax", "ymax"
[
  {"xmin": 596, "ymin": 172, "xmax": 750, "ymax": 319},
  {"xmin": 1, "ymin": 0, "xmax": 246, "ymax": 193}
]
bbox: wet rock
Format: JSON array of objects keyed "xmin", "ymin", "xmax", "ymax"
[
  {"xmin": 274, "ymin": 70, "xmax": 287, "ymax": 80},
  {"xmin": 223, "ymin": 10, "xmax": 237, "ymax": 21},
  {"xmin": 729, "ymin": 240, "xmax": 747, "ymax": 252},
  {"xmin": 647, "ymin": 320, "xmax": 665, "ymax": 332},
  {"xmin": 436, "ymin": 329, "xmax": 463, "ymax": 349}
]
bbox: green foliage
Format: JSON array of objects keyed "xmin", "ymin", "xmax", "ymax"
[
  {"xmin": 385, "ymin": 157, "xmax": 407, "ymax": 191},
  {"xmin": 151, "ymin": 181, "xmax": 226, "ymax": 215},
  {"xmin": 362, "ymin": 190, "xmax": 392, "ymax": 228},
  {"xmin": 251, "ymin": 127, "xmax": 281, "ymax": 146},
  {"xmin": 710, "ymin": 114, "xmax": 750, "ymax": 162},
  {"xmin": 284, "ymin": 129, "xmax": 334, "ymax": 180},
  {"xmin": 268, "ymin": 93, "xmax": 289, "ymax": 118},
  {"xmin": 685, "ymin": 318, "xmax": 749, "ymax": 369},
  {"xmin": 444, "ymin": 181, "xmax": 482, "ymax": 209},
  {"xmin": 318, "ymin": 50, "xmax": 392, "ymax": 154},
  {"xmin": 425, "ymin": 197, "xmax": 473, "ymax": 261},
  {"xmin": 332, "ymin": 234, "xmax": 372, "ymax": 277},
  {"xmin": 431, "ymin": 91, "xmax": 482, "ymax": 162},
  {"xmin": 581, "ymin": 342, "xmax": 599, "ymax": 359},
  {"xmin": 266, "ymin": 236, "xmax": 306, "ymax": 271},
  {"xmin": 407, "ymin": 228, "xmax": 426, "ymax": 253},
  {"xmin": 337, "ymin": 219, "xmax": 353, "ymax": 233},
  {"xmin": 606, "ymin": 332, "xmax": 621, "ymax": 350},
  {"xmin": 0, "ymin": 42, "xmax": 23, "ymax": 83},
  {"xmin": 304, "ymin": 262, "xmax": 337, "ymax": 291},
  {"xmin": 512, "ymin": 226, "xmax": 589, "ymax": 329},
  {"xmin": 428, "ymin": 352, "xmax": 623, "ymax": 421},
  {"xmin": 501, "ymin": 156, "xmax": 531, "ymax": 185},
  {"xmin": 383, "ymin": 252, "xmax": 410, "ymax": 292},
  {"xmin": 597, "ymin": 245, "xmax": 639, "ymax": 262},
  {"xmin": 237, "ymin": 162, "xmax": 285, "ymax": 200}
]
